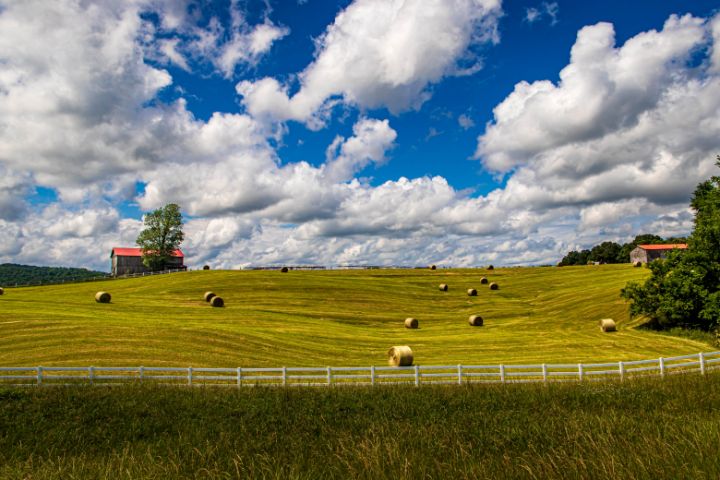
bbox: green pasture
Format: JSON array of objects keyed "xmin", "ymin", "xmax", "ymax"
[
  {"xmin": 2, "ymin": 375, "xmax": 720, "ymax": 479},
  {"xmin": 0, "ymin": 265, "xmax": 711, "ymax": 367}
]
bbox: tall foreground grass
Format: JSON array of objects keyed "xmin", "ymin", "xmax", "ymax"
[{"xmin": 1, "ymin": 374, "xmax": 719, "ymax": 479}]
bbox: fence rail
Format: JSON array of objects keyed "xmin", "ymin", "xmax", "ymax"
[{"xmin": 1, "ymin": 352, "xmax": 718, "ymax": 388}]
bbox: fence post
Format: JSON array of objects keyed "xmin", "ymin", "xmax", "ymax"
[
  {"xmin": 370, "ymin": 365, "xmax": 375, "ymax": 386},
  {"xmin": 282, "ymin": 367, "xmax": 287, "ymax": 386},
  {"xmin": 89, "ymin": 366, "xmax": 95, "ymax": 385},
  {"xmin": 414, "ymin": 365, "xmax": 420, "ymax": 387},
  {"xmin": 699, "ymin": 352, "xmax": 706, "ymax": 376},
  {"xmin": 578, "ymin": 363, "xmax": 583, "ymax": 382},
  {"xmin": 499, "ymin": 364, "xmax": 505, "ymax": 383},
  {"xmin": 237, "ymin": 367, "xmax": 242, "ymax": 388},
  {"xmin": 188, "ymin": 367, "xmax": 193, "ymax": 386},
  {"xmin": 326, "ymin": 366, "xmax": 332, "ymax": 386},
  {"xmin": 618, "ymin": 361, "xmax": 625, "ymax": 381},
  {"xmin": 542, "ymin": 363, "xmax": 547, "ymax": 383},
  {"xmin": 139, "ymin": 366, "xmax": 144, "ymax": 384},
  {"xmin": 37, "ymin": 366, "xmax": 43, "ymax": 386},
  {"xmin": 457, "ymin": 364, "xmax": 463, "ymax": 385},
  {"xmin": 659, "ymin": 357, "xmax": 665, "ymax": 378}
]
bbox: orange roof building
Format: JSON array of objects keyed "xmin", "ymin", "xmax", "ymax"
[{"xmin": 629, "ymin": 244, "xmax": 687, "ymax": 264}]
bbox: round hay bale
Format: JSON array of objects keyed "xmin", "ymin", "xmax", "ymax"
[
  {"xmin": 599, "ymin": 318, "xmax": 616, "ymax": 332},
  {"xmin": 467, "ymin": 288, "xmax": 477, "ymax": 296},
  {"xmin": 489, "ymin": 282, "xmax": 499, "ymax": 290},
  {"xmin": 404, "ymin": 317, "xmax": 419, "ymax": 329},
  {"xmin": 438, "ymin": 283, "xmax": 448, "ymax": 292},
  {"xmin": 633, "ymin": 261, "xmax": 642, "ymax": 268},
  {"xmin": 95, "ymin": 291, "xmax": 111, "ymax": 303},
  {"xmin": 0, "ymin": 287, "xmax": 3, "ymax": 295},
  {"xmin": 204, "ymin": 291, "xmax": 216, "ymax": 302},
  {"xmin": 468, "ymin": 315, "xmax": 483, "ymax": 327},
  {"xmin": 281, "ymin": 266, "xmax": 289, "ymax": 273},
  {"xmin": 211, "ymin": 296, "xmax": 224, "ymax": 308},
  {"xmin": 429, "ymin": 264, "xmax": 437, "ymax": 270},
  {"xmin": 203, "ymin": 265, "xmax": 210, "ymax": 270},
  {"xmin": 480, "ymin": 277, "xmax": 489, "ymax": 285},
  {"xmin": 387, "ymin": 345, "xmax": 413, "ymax": 367},
  {"xmin": 487, "ymin": 265, "xmax": 494, "ymax": 270}
]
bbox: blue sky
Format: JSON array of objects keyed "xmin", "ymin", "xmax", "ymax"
[
  {"xmin": 153, "ymin": 1, "xmax": 717, "ymax": 193},
  {"xmin": 160, "ymin": 0, "xmax": 719, "ymax": 193},
  {"xmin": 1, "ymin": 0, "xmax": 719, "ymax": 270}
]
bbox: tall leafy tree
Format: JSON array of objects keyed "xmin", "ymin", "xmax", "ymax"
[
  {"xmin": 588, "ymin": 241, "xmax": 622, "ymax": 264},
  {"xmin": 622, "ymin": 157, "xmax": 720, "ymax": 331},
  {"xmin": 136, "ymin": 204, "xmax": 184, "ymax": 271},
  {"xmin": 559, "ymin": 249, "xmax": 590, "ymax": 266},
  {"xmin": 689, "ymin": 162, "xmax": 720, "ymax": 264}
]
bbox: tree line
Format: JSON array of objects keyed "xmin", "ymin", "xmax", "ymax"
[
  {"xmin": 0, "ymin": 264, "xmax": 107, "ymax": 286},
  {"xmin": 559, "ymin": 234, "xmax": 687, "ymax": 266}
]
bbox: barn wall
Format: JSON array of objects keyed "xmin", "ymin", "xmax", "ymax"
[
  {"xmin": 114, "ymin": 256, "xmax": 148, "ymax": 276},
  {"xmin": 629, "ymin": 247, "xmax": 647, "ymax": 264},
  {"xmin": 112, "ymin": 254, "xmax": 185, "ymax": 276},
  {"xmin": 630, "ymin": 247, "xmax": 682, "ymax": 264}
]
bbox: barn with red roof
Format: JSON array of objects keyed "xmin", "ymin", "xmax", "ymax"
[
  {"xmin": 110, "ymin": 247, "xmax": 185, "ymax": 276},
  {"xmin": 629, "ymin": 244, "xmax": 687, "ymax": 264}
]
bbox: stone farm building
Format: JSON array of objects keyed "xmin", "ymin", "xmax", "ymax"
[
  {"xmin": 111, "ymin": 247, "xmax": 185, "ymax": 276},
  {"xmin": 629, "ymin": 244, "xmax": 688, "ymax": 264}
]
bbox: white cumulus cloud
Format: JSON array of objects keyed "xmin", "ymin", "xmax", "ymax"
[
  {"xmin": 323, "ymin": 118, "xmax": 397, "ymax": 182},
  {"xmin": 474, "ymin": 14, "xmax": 720, "ymax": 230},
  {"xmin": 237, "ymin": 0, "xmax": 502, "ymax": 126},
  {"xmin": 143, "ymin": 0, "xmax": 288, "ymax": 77},
  {"xmin": 478, "ymin": 14, "xmax": 708, "ymax": 172}
]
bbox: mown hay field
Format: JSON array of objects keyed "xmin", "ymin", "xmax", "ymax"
[{"xmin": 0, "ymin": 265, "xmax": 711, "ymax": 367}]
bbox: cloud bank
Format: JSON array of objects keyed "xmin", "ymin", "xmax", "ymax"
[{"xmin": 0, "ymin": 1, "xmax": 718, "ymax": 272}]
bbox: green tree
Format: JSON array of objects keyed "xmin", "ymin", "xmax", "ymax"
[
  {"xmin": 559, "ymin": 249, "xmax": 590, "ymax": 266},
  {"xmin": 689, "ymin": 162, "xmax": 720, "ymax": 264},
  {"xmin": 632, "ymin": 234, "xmax": 665, "ymax": 245},
  {"xmin": 664, "ymin": 236, "xmax": 689, "ymax": 244},
  {"xmin": 136, "ymin": 204, "xmax": 184, "ymax": 271},
  {"xmin": 622, "ymin": 157, "xmax": 720, "ymax": 331},
  {"xmin": 588, "ymin": 241, "xmax": 622, "ymax": 264}
]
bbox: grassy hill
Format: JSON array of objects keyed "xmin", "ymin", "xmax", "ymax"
[{"xmin": 0, "ymin": 265, "xmax": 712, "ymax": 367}]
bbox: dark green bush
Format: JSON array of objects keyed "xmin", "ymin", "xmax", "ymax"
[{"xmin": 622, "ymin": 157, "xmax": 720, "ymax": 331}]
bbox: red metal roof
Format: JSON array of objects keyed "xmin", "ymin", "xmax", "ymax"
[
  {"xmin": 111, "ymin": 247, "xmax": 184, "ymax": 257},
  {"xmin": 638, "ymin": 244, "xmax": 687, "ymax": 251}
]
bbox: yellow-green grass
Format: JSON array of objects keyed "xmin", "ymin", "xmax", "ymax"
[
  {"xmin": 3, "ymin": 376, "xmax": 720, "ymax": 479},
  {"xmin": 0, "ymin": 265, "xmax": 710, "ymax": 367}
]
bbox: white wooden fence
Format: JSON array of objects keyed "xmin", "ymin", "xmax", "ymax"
[{"xmin": 1, "ymin": 351, "xmax": 718, "ymax": 388}]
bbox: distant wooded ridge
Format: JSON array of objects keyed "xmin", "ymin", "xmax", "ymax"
[
  {"xmin": 559, "ymin": 234, "xmax": 688, "ymax": 266},
  {"xmin": 0, "ymin": 263, "xmax": 107, "ymax": 286}
]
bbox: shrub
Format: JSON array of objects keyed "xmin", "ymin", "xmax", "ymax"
[{"xmin": 622, "ymin": 157, "xmax": 720, "ymax": 331}]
